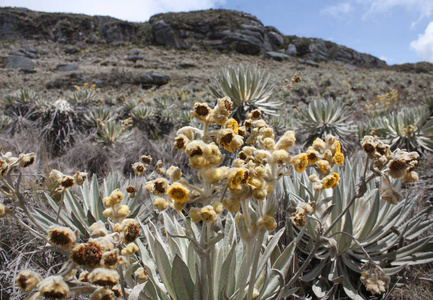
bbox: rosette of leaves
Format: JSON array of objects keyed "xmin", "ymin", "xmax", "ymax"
[
  {"xmin": 83, "ymin": 106, "xmax": 117, "ymax": 129},
  {"xmin": 136, "ymin": 212, "xmax": 301, "ymax": 300},
  {"xmin": 39, "ymin": 99, "xmax": 79, "ymax": 156},
  {"xmin": 93, "ymin": 119, "xmax": 133, "ymax": 146},
  {"xmin": 373, "ymin": 107, "xmax": 433, "ymax": 152},
  {"xmin": 209, "ymin": 64, "xmax": 282, "ymax": 119},
  {"xmin": 33, "ymin": 173, "xmax": 150, "ymax": 238},
  {"xmin": 297, "ymin": 98, "xmax": 354, "ymax": 146},
  {"xmin": 280, "ymin": 157, "xmax": 433, "ymax": 299}
]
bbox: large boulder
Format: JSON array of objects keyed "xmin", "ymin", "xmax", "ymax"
[
  {"xmin": 149, "ymin": 10, "xmax": 278, "ymax": 55},
  {"xmin": 5, "ymin": 55, "xmax": 34, "ymax": 69}
]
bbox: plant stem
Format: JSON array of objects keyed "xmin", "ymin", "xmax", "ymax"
[
  {"xmin": 237, "ymin": 239, "xmax": 254, "ymax": 300},
  {"xmin": 246, "ymin": 228, "xmax": 266, "ymax": 300},
  {"xmin": 206, "ymin": 222, "xmax": 214, "ymax": 300}
]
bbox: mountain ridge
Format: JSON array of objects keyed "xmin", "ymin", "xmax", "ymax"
[{"xmin": 0, "ymin": 6, "xmax": 432, "ymax": 72}]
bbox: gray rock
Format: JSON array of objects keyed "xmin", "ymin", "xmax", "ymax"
[
  {"xmin": 56, "ymin": 63, "xmax": 79, "ymax": 72},
  {"xmin": 152, "ymin": 20, "xmax": 186, "ymax": 49},
  {"xmin": 20, "ymin": 69, "xmax": 37, "ymax": 74},
  {"xmin": 87, "ymin": 34, "xmax": 99, "ymax": 44},
  {"xmin": 127, "ymin": 56, "xmax": 144, "ymax": 62},
  {"xmin": 23, "ymin": 52, "xmax": 39, "ymax": 59},
  {"xmin": 64, "ymin": 48, "xmax": 80, "ymax": 54},
  {"xmin": 267, "ymin": 31, "xmax": 284, "ymax": 48},
  {"xmin": 6, "ymin": 55, "xmax": 35, "ymax": 70},
  {"xmin": 286, "ymin": 44, "xmax": 297, "ymax": 56},
  {"xmin": 344, "ymin": 64, "xmax": 358, "ymax": 71},
  {"xmin": 140, "ymin": 73, "xmax": 153, "ymax": 84},
  {"xmin": 127, "ymin": 49, "xmax": 140, "ymax": 56},
  {"xmin": 21, "ymin": 45, "xmax": 38, "ymax": 53},
  {"xmin": 308, "ymin": 39, "xmax": 328, "ymax": 61},
  {"xmin": 9, "ymin": 50, "xmax": 24, "ymax": 56},
  {"xmin": 139, "ymin": 73, "xmax": 170, "ymax": 86},
  {"xmin": 151, "ymin": 73, "xmax": 170, "ymax": 85},
  {"xmin": 266, "ymin": 51, "xmax": 290, "ymax": 61},
  {"xmin": 179, "ymin": 61, "xmax": 197, "ymax": 68},
  {"xmin": 298, "ymin": 59, "xmax": 319, "ymax": 67},
  {"xmin": 112, "ymin": 41, "xmax": 125, "ymax": 46}
]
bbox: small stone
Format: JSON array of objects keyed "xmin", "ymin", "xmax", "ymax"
[
  {"xmin": 127, "ymin": 56, "xmax": 144, "ymax": 62},
  {"xmin": 127, "ymin": 49, "xmax": 140, "ymax": 56},
  {"xmin": 266, "ymin": 51, "xmax": 290, "ymax": 62},
  {"xmin": 64, "ymin": 48, "xmax": 80, "ymax": 54},
  {"xmin": 56, "ymin": 63, "xmax": 79, "ymax": 72}
]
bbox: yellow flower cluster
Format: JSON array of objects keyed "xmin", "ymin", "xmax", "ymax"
[{"xmin": 307, "ymin": 136, "xmax": 345, "ymax": 175}]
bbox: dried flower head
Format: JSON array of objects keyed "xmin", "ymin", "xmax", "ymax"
[
  {"xmin": 48, "ymin": 226, "xmax": 76, "ymax": 248},
  {"xmin": 88, "ymin": 268, "xmax": 119, "ymax": 287},
  {"xmin": 249, "ymin": 109, "xmax": 262, "ymax": 120},
  {"xmin": 316, "ymin": 159, "xmax": 330, "ymax": 174},
  {"xmin": 166, "ymin": 166, "xmax": 182, "ymax": 182},
  {"xmin": 121, "ymin": 243, "xmax": 139, "ymax": 256},
  {"xmin": 225, "ymin": 118, "xmax": 239, "ymax": 134},
  {"xmin": 189, "ymin": 207, "xmax": 202, "ymax": 222},
  {"xmin": 73, "ymin": 171, "xmax": 87, "ymax": 185},
  {"xmin": 258, "ymin": 214, "xmax": 277, "ymax": 231},
  {"xmin": 132, "ymin": 162, "xmax": 146, "ymax": 176},
  {"xmin": 70, "ymin": 241, "xmax": 104, "ymax": 267},
  {"xmin": 89, "ymin": 221, "xmax": 108, "ymax": 238},
  {"xmin": 212, "ymin": 201, "xmax": 224, "ymax": 214},
  {"xmin": 19, "ymin": 153, "xmax": 36, "ymax": 168},
  {"xmin": 200, "ymin": 205, "xmax": 217, "ymax": 223},
  {"xmin": 192, "ymin": 102, "xmax": 212, "ymax": 121},
  {"xmin": 146, "ymin": 178, "xmax": 169, "ymax": 195},
  {"xmin": 90, "ymin": 287, "xmax": 115, "ymax": 300},
  {"xmin": 174, "ymin": 134, "xmax": 189, "ymax": 151},
  {"xmin": 275, "ymin": 131, "xmax": 296, "ymax": 150},
  {"xmin": 135, "ymin": 267, "xmax": 149, "ymax": 281},
  {"xmin": 153, "ymin": 197, "xmax": 168, "ymax": 211},
  {"xmin": 117, "ymin": 205, "xmax": 130, "ymax": 218},
  {"xmin": 291, "ymin": 208, "xmax": 307, "ymax": 227},
  {"xmin": 360, "ymin": 266, "xmax": 390, "ymax": 295},
  {"xmin": 60, "ymin": 175, "xmax": 75, "ymax": 188},
  {"xmin": 122, "ymin": 219, "xmax": 140, "ymax": 243},
  {"xmin": 140, "ymin": 155, "xmax": 152, "ymax": 164},
  {"xmin": 17, "ymin": 269, "xmax": 42, "ymax": 293},
  {"xmin": 101, "ymin": 249, "xmax": 122, "ymax": 269},
  {"xmin": 0, "ymin": 203, "xmax": 7, "ymax": 218},
  {"xmin": 223, "ymin": 197, "xmax": 241, "ymax": 213},
  {"xmin": 38, "ymin": 276, "xmax": 69, "ymax": 299}
]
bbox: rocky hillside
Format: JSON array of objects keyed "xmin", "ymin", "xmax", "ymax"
[{"xmin": 0, "ymin": 7, "xmax": 387, "ymax": 68}]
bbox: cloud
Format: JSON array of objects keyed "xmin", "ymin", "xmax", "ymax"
[
  {"xmin": 0, "ymin": 0, "xmax": 226, "ymax": 22},
  {"xmin": 321, "ymin": 2, "xmax": 353, "ymax": 18},
  {"xmin": 360, "ymin": 0, "xmax": 433, "ymax": 24},
  {"xmin": 410, "ymin": 22, "xmax": 433, "ymax": 63}
]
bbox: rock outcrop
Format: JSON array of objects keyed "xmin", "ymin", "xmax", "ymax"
[{"xmin": 0, "ymin": 7, "xmax": 387, "ymax": 68}]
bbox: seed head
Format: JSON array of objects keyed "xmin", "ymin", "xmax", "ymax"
[
  {"xmin": 17, "ymin": 269, "xmax": 42, "ymax": 293},
  {"xmin": 70, "ymin": 241, "xmax": 104, "ymax": 267},
  {"xmin": 88, "ymin": 268, "xmax": 119, "ymax": 287},
  {"xmin": 48, "ymin": 226, "xmax": 76, "ymax": 249},
  {"xmin": 38, "ymin": 276, "xmax": 69, "ymax": 299}
]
